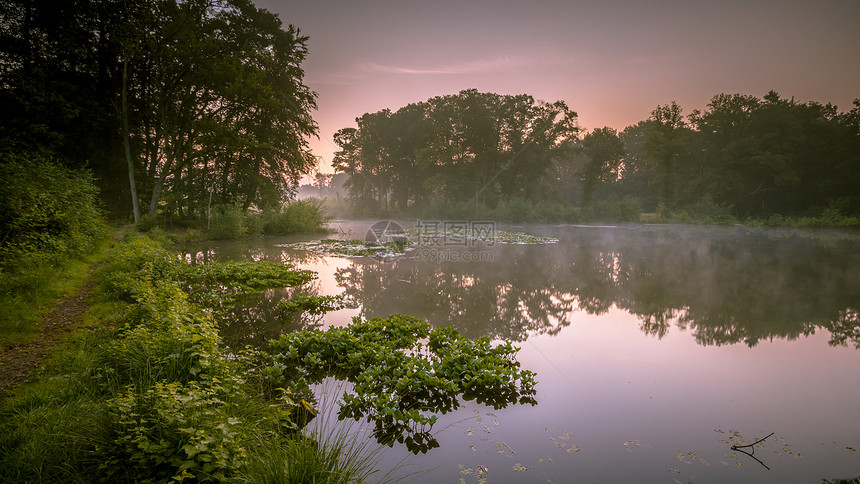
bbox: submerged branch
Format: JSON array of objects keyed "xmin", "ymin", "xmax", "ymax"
[{"xmin": 731, "ymin": 432, "xmax": 774, "ymax": 470}]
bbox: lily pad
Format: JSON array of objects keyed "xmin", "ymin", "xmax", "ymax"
[{"xmin": 278, "ymin": 239, "xmax": 417, "ymax": 259}]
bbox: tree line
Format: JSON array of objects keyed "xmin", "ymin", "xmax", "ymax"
[
  {"xmin": 333, "ymin": 89, "xmax": 860, "ymax": 222},
  {"xmin": 0, "ymin": 0, "xmax": 318, "ymax": 221}
]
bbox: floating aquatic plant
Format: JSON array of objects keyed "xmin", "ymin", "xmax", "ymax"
[
  {"xmin": 276, "ymin": 228, "xmax": 557, "ymax": 260},
  {"xmin": 259, "ymin": 314, "xmax": 537, "ymax": 454},
  {"xmin": 277, "ymin": 239, "xmax": 417, "ymax": 259}
]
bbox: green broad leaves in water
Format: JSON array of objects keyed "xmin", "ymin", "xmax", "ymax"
[
  {"xmin": 263, "ymin": 314, "xmax": 538, "ymax": 454},
  {"xmin": 178, "ymin": 261, "xmax": 315, "ymax": 309}
]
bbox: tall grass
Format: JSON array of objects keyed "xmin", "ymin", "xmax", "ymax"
[
  {"xmin": 205, "ymin": 199, "xmax": 330, "ymax": 239},
  {"xmin": 236, "ymin": 379, "xmax": 400, "ymax": 484},
  {"xmin": 262, "ymin": 198, "xmax": 331, "ymax": 235},
  {"xmin": 0, "ymin": 237, "xmax": 114, "ymax": 349}
]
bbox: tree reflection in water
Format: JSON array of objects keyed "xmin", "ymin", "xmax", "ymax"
[{"xmin": 333, "ymin": 226, "xmax": 860, "ymax": 348}]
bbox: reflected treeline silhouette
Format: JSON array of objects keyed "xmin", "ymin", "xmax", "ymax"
[
  {"xmin": 180, "ymin": 225, "xmax": 860, "ymax": 348},
  {"xmin": 334, "ymin": 226, "xmax": 860, "ymax": 348}
]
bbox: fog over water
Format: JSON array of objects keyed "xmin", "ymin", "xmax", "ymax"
[{"xmin": 182, "ymin": 222, "xmax": 860, "ymax": 483}]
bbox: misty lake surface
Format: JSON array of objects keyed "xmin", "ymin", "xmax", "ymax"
[{"xmin": 181, "ymin": 221, "xmax": 860, "ymax": 483}]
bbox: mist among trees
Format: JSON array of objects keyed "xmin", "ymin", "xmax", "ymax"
[{"xmin": 334, "ymin": 89, "xmax": 860, "ymax": 223}]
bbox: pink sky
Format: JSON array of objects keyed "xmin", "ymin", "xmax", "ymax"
[{"xmin": 253, "ymin": 0, "xmax": 860, "ymax": 176}]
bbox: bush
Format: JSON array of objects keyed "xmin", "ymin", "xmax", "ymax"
[
  {"xmin": 135, "ymin": 213, "xmax": 160, "ymax": 232},
  {"xmin": 103, "ymin": 380, "xmax": 251, "ymax": 482},
  {"xmin": 582, "ymin": 195, "xmax": 641, "ymax": 223},
  {"xmin": 208, "ymin": 204, "xmax": 248, "ymax": 239},
  {"xmin": 496, "ymin": 197, "xmax": 534, "ymax": 223},
  {"xmin": 0, "ymin": 154, "xmax": 106, "ymax": 272},
  {"xmin": 678, "ymin": 195, "xmax": 737, "ymax": 225},
  {"xmin": 263, "ymin": 198, "xmax": 329, "ymax": 235},
  {"xmin": 796, "ymin": 207, "xmax": 860, "ymax": 229}
]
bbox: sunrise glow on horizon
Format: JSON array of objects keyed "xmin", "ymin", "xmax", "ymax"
[{"xmin": 252, "ymin": 0, "xmax": 860, "ymax": 175}]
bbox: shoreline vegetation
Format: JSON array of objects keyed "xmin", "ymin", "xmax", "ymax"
[{"xmin": 0, "ymin": 233, "xmax": 390, "ymax": 482}]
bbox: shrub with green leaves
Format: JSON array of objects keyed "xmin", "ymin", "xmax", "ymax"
[
  {"xmin": 0, "ymin": 155, "xmax": 107, "ymax": 301},
  {"xmin": 263, "ymin": 198, "xmax": 330, "ymax": 235},
  {"xmin": 208, "ymin": 204, "xmax": 248, "ymax": 240},
  {"xmin": 264, "ymin": 314, "xmax": 538, "ymax": 453},
  {"xmin": 0, "ymin": 155, "xmax": 105, "ymax": 265},
  {"xmin": 97, "ymin": 374, "xmax": 311, "ymax": 483}
]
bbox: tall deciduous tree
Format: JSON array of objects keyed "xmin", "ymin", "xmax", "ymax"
[
  {"xmin": 643, "ymin": 101, "xmax": 689, "ymax": 211},
  {"xmin": 123, "ymin": 0, "xmax": 317, "ymax": 216},
  {"xmin": 0, "ymin": 0, "xmax": 318, "ymax": 219},
  {"xmin": 578, "ymin": 127, "xmax": 625, "ymax": 206}
]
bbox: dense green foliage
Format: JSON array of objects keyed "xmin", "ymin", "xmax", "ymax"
[
  {"xmin": 0, "ymin": 154, "xmax": 108, "ymax": 347},
  {"xmin": 0, "ymin": 236, "xmax": 367, "ymax": 482},
  {"xmin": 262, "ymin": 315, "xmax": 538, "ymax": 454},
  {"xmin": 334, "ymin": 90, "xmax": 860, "ymax": 223},
  {"xmin": 0, "ymin": 155, "xmax": 106, "ymax": 269},
  {"xmin": 203, "ymin": 199, "xmax": 331, "ymax": 239},
  {"xmin": 0, "ymin": 0, "xmax": 318, "ymax": 220},
  {"xmin": 637, "ymin": 93, "xmax": 860, "ymax": 218}
]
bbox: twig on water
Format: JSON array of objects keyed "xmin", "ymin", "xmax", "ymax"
[{"xmin": 731, "ymin": 432, "xmax": 775, "ymax": 470}]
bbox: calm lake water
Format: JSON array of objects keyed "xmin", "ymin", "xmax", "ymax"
[{"xmin": 181, "ymin": 221, "xmax": 860, "ymax": 483}]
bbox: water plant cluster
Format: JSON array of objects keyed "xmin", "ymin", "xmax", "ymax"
[
  {"xmin": 279, "ymin": 239, "xmax": 417, "ymax": 259},
  {"xmin": 260, "ymin": 315, "xmax": 538, "ymax": 454},
  {"xmin": 281, "ymin": 228, "xmax": 557, "ymax": 260}
]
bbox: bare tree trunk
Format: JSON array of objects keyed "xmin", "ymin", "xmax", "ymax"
[
  {"xmin": 122, "ymin": 60, "xmax": 141, "ymax": 222},
  {"xmin": 149, "ymin": 168, "xmax": 168, "ymax": 216}
]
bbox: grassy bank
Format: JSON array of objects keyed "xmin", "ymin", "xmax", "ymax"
[
  {"xmin": 0, "ymin": 234, "xmax": 386, "ymax": 482},
  {"xmin": 0, "ymin": 235, "xmax": 115, "ymax": 349},
  {"xmin": 137, "ymin": 198, "xmax": 333, "ymax": 243},
  {"xmin": 0, "ymin": 157, "xmax": 112, "ymax": 350}
]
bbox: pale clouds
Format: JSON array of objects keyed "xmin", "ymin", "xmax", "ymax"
[{"xmin": 359, "ymin": 52, "xmax": 577, "ymax": 76}]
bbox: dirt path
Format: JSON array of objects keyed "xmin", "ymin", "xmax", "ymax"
[{"xmin": 0, "ymin": 277, "xmax": 95, "ymax": 404}]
